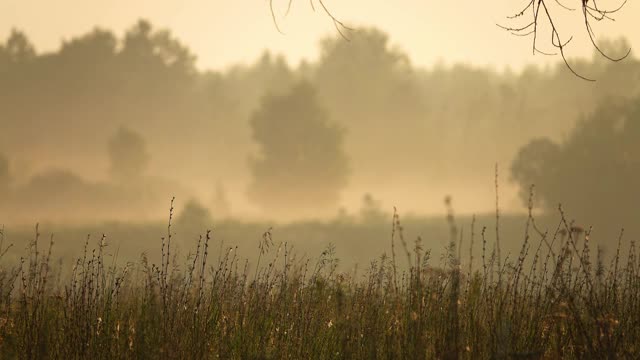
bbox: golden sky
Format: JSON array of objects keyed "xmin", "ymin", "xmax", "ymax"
[{"xmin": 1, "ymin": 0, "xmax": 638, "ymax": 70}]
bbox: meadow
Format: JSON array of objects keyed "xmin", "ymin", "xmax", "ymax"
[
  {"xmin": 0, "ymin": 199, "xmax": 638, "ymax": 359},
  {"xmin": 1, "ymin": 7, "xmax": 639, "ymax": 359}
]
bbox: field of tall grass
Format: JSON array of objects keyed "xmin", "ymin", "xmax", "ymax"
[{"xmin": 0, "ymin": 198, "xmax": 639, "ymax": 359}]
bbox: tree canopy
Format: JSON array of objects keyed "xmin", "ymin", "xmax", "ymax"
[
  {"xmin": 1, "ymin": 21, "xmax": 639, "ymax": 222},
  {"xmin": 248, "ymin": 81, "xmax": 349, "ymax": 215},
  {"xmin": 511, "ymin": 96, "xmax": 640, "ymax": 228}
]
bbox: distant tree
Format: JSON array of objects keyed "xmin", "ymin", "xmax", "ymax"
[
  {"xmin": 359, "ymin": 193, "xmax": 386, "ymax": 223},
  {"xmin": 511, "ymin": 138, "xmax": 561, "ymax": 206},
  {"xmin": 107, "ymin": 126, "xmax": 151, "ymax": 181},
  {"xmin": 58, "ymin": 29, "xmax": 118, "ymax": 84},
  {"xmin": 0, "ymin": 30, "xmax": 35, "ymax": 65},
  {"xmin": 224, "ymin": 51, "xmax": 297, "ymax": 116},
  {"xmin": 313, "ymin": 27, "xmax": 425, "ymax": 126},
  {"xmin": 314, "ymin": 27, "xmax": 415, "ymax": 124},
  {"xmin": 313, "ymin": 28, "xmax": 431, "ymax": 181},
  {"xmin": 247, "ymin": 82, "xmax": 349, "ymax": 214},
  {"xmin": 511, "ymin": 97, "xmax": 640, "ymax": 226},
  {"xmin": 176, "ymin": 199, "xmax": 213, "ymax": 231},
  {"xmin": 119, "ymin": 20, "xmax": 196, "ymax": 78}
]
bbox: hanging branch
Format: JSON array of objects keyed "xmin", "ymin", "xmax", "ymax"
[
  {"xmin": 498, "ymin": 0, "xmax": 631, "ymax": 81},
  {"xmin": 269, "ymin": 0, "xmax": 630, "ymax": 79},
  {"xmin": 269, "ymin": 0, "xmax": 353, "ymax": 39}
]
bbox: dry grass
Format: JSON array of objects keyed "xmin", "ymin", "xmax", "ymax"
[{"xmin": 0, "ymin": 204, "xmax": 639, "ymax": 359}]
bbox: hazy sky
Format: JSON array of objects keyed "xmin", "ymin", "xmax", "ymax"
[{"xmin": 1, "ymin": 0, "xmax": 638, "ymax": 71}]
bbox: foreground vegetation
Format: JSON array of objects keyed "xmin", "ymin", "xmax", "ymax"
[{"xmin": 0, "ymin": 203, "xmax": 639, "ymax": 359}]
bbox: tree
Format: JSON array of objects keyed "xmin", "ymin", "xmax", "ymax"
[
  {"xmin": 359, "ymin": 193, "xmax": 385, "ymax": 224},
  {"xmin": 313, "ymin": 28, "xmax": 431, "ymax": 182},
  {"xmin": 119, "ymin": 20, "xmax": 196, "ymax": 76},
  {"xmin": 314, "ymin": 27, "xmax": 416, "ymax": 123},
  {"xmin": 0, "ymin": 30, "xmax": 35, "ymax": 65},
  {"xmin": 511, "ymin": 97, "xmax": 640, "ymax": 227},
  {"xmin": 247, "ymin": 81, "xmax": 349, "ymax": 215},
  {"xmin": 107, "ymin": 126, "xmax": 151, "ymax": 181},
  {"xmin": 176, "ymin": 199, "xmax": 214, "ymax": 231},
  {"xmin": 510, "ymin": 138, "xmax": 561, "ymax": 207}
]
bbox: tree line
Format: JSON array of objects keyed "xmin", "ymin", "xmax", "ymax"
[{"xmin": 1, "ymin": 20, "xmax": 639, "ymax": 222}]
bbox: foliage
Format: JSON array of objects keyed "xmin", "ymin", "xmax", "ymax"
[
  {"xmin": 176, "ymin": 199, "xmax": 214, "ymax": 231},
  {"xmin": 511, "ymin": 97, "xmax": 640, "ymax": 227},
  {"xmin": 1, "ymin": 22, "xmax": 640, "ymax": 223},
  {"xmin": 247, "ymin": 82, "xmax": 349, "ymax": 214},
  {"xmin": 0, "ymin": 30, "xmax": 35, "ymax": 66},
  {"xmin": 1, "ymin": 24, "xmax": 639, "ymax": 184}
]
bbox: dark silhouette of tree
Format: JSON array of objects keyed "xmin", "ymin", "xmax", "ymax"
[
  {"xmin": 224, "ymin": 51, "xmax": 298, "ymax": 119},
  {"xmin": 107, "ymin": 126, "xmax": 151, "ymax": 181},
  {"xmin": 511, "ymin": 137, "xmax": 561, "ymax": 206},
  {"xmin": 0, "ymin": 30, "xmax": 36, "ymax": 94},
  {"xmin": 0, "ymin": 30, "xmax": 35, "ymax": 66},
  {"xmin": 511, "ymin": 97, "xmax": 640, "ymax": 227},
  {"xmin": 119, "ymin": 20, "xmax": 196, "ymax": 82},
  {"xmin": 1, "ymin": 20, "xmax": 639, "ymax": 223},
  {"xmin": 57, "ymin": 29, "xmax": 118, "ymax": 94},
  {"xmin": 0, "ymin": 21, "xmax": 213, "ymax": 181},
  {"xmin": 247, "ymin": 81, "xmax": 349, "ymax": 214},
  {"xmin": 359, "ymin": 193, "xmax": 386, "ymax": 223},
  {"xmin": 176, "ymin": 199, "xmax": 213, "ymax": 231}
]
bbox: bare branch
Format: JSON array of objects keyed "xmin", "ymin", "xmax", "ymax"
[
  {"xmin": 540, "ymin": 0, "xmax": 595, "ymax": 81},
  {"xmin": 500, "ymin": 0, "xmax": 631, "ymax": 80},
  {"xmin": 507, "ymin": 0, "xmax": 535, "ymax": 19},
  {"xmin": 286, "ymin": 0, "xmax": 294, "ymax": 16},
  {"xmin": 269, "ymin": 0, "xmax": 352, "ymax": 39},
  {"xmin": 270, "ymin": 0, "xmax": 285, "ymax": 35},
  {"xmin": 270, "ymin": 0, "xmax": 631, "ymax": 80},
  {"xmin": 554, "ymin": 0, "xmax": 576, "ymax": 12},
  {"xmin": 581, "ymin": 0, "xmax": 631, "ymax": 62},
  {"xmin": 316, "ymin": 0, "xmax": 353, "ymax": 40}
]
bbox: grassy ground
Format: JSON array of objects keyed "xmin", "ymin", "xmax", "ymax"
[{"xmin": 0, "ymin": 203, "xmax": 639, "ymax": 359}]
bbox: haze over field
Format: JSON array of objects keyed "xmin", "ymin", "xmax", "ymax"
[
  {"xmin": 3, "ymin": 4, "xmax": 640, "ymax": 358},
  {"xmin": 0, "ymin": 0, "xmax": 638, "ymax": 245}
]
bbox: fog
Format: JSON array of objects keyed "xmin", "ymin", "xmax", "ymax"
[{"xmin": 1, "ymin": 6, "xmax": 639, "ymax": 267}]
